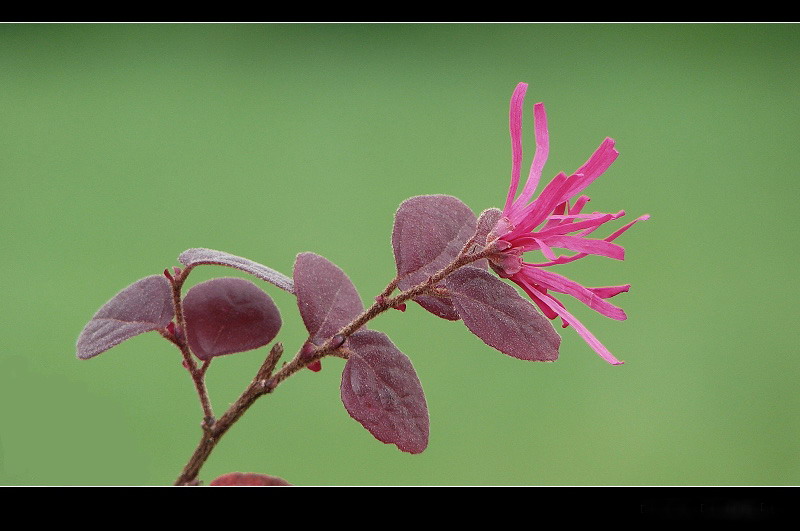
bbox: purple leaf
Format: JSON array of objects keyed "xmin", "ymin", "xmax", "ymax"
[
  {"xmin": 409, "ymin": 294, "xmax": 461, "ymax": 321},
  {"xmin": 178, "ymin": 248, "xmax": 294, "ymax": 293},
  {"xmin": 294, "ymin": 252, "xmax": 363, "ymax": 342},
  {"xmin": 183, "ymin": 277, "xmax": 281, "ymax": 361},
  {"xmin": 392, "ymin": 195, "xmax": 477, "ymax": 320},
  {"xmin": 446, "ymin": 267, "xmax": 561, "ymax": 361},
  {"xmin": 76, "ymin": 275, "xmax": 174, "ymax": 360},
  {"xmin": 341, "ymin": 330, "xmax": 429, "ymax": 454},
  {"xmin": 209, "ymin": 472, "xmax": 292, "ymax": 486}
]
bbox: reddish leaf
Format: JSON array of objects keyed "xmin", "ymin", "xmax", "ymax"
[
  {"xmin": 446, "ymin": 267, "xmax": 561, "ymax": 361},
  {"xmin": 392, "ymin": 195, "xmax": 477, "ymax": 319},
  {"xmin": 341, "ymin": 330, "xmax": 429, "ymax": 454},
  {"xmin": 183, "ymin": 277, "xmax": 281, "ymax": 361},
  {"xmin": 178, "ymin": 248, "xmax": 294, "ymax": 293},
  {"xmin": 210, "ymin": 472, "xmax": 292, "ymax": 486},
  {"xmin": 76, "ymin": 275, "xmax": 174, "ymax": 360},
  {"xmin": 294, "ymin": 252, "xmax": 363, "ymax": 342},
  {"xmin": 410, "ymin": 294, "xmax": 461, "ymax": 320}
]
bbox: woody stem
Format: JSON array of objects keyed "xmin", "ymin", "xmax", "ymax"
[{"xmin": 168, "ymin": 266, "xmax": 215, "ymax": 423}]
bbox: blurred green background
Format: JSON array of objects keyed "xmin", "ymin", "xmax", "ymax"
[{"xmin": 1, "ymin": 23, "xmax": 797, "ymax": 486}]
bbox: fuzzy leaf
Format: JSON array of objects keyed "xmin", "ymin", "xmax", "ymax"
[
  {"xmin": 76, "ymin": 275, "xmax": 174, "ymax": 360},
  {"xmin": 294, "ymin": 252, "xmax": 363, "ymax": 342},
  {"xmin": 409, "ymin": 294, "xmax": 461, "ymax": 321},
  {"xmin": 446, "ymin": 267, "xmax": 561, "ymax": 361},
  {"xmin": 392, "ymin": 195, "xmax": 477, "ymax": 319},
  {"xmin": 209, "ymin": 472, "xmax": 292, "ymax": 486},
  {"xmin": 341, "ymin": 330, "xmax": 429, "ymax": 454},
  {"xmin": 183, "ymin": 277, "xmax": 281, "ymax": 361},
  {"xmin": 178, "ymin": 248, "xmax": 294, "ymax": 293}
]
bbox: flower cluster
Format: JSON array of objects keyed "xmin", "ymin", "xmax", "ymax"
[{"xmin": 488, "ymin": 82, "xmax": 649, "ymax": 365}]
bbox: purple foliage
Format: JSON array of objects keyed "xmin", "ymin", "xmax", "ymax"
[
  {"xmin": 209, "ymin": 472, "xmax": 292, "ymax": 486},
  {"xmin": 76, "ymin": 275, "xmax": 174, "ymax": 360},
  {"xmin": 183, "ymin": 277, "xmax": 281, "ymax": 361},
  {"xmin": 392, "ymin": 195, "xmax": 477, "ymax": 320},
  {"xmin": 446, "ymin": 267, "xmax": 561, "ymax": 361},
  {"xmin": 178, "ymin": 248, "xmax": 294, "ymax": 293},
  {"xmin": 340, "ymin": 330, "xmax": 429, "ymax": 454},
  {"xmin": 293, "ymin": 252, "xmax": 364, "ymax": 342}
]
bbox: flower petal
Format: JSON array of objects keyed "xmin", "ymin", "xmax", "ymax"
[
  {"xmin": 562, "ymin": 137, "xmax": 619, "ymax": 199},
  {"xmin": 542, "ymin": 201, "xmax": 567, "ymax": 231},
  {"xmin": 530, "ymin": 213, "xmax": 649, "ymax": 266},
  {"xmin": 504, "ymin": 82, "xmax": 528, "ymax": 214},
  {"xmin": 515, "ymin": 281, "xmax": 560, "ymax": 321},
  {"xmin": 589, "ymin": 284, "xmax": 630, "ymax": 298},
  {"xmin": 539, "ymin": 234, "xmax": 625, "ymax": 260},
  {"xmin": 512, "ymin": 102, "xmax": 550, "ymax": 211},
  {"xmin": 569, "ymin": 195, "xmax": 592, "ymax": 215},
  {"xmin": 534, "ymin": 237, "xmax": 558, "ymax": 261},
  {"xmin": 516, "ymin": 265, "xmax": 627, "ymax": 321},
  {"xmin": 523, "ymin": 284, "xmax": 624, "ymax": 365},
  {"xmin": 536, "ymin": 211, "xmax": 624, "ymax": 238},
  {"xmin": 507, "ymin": 172, "xmax": 571, "ymax": 234}
]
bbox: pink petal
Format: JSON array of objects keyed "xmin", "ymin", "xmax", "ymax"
[
  {"xmin": 530, "ymin": 213, "xmax": 649, "ymax": 267},
  {"xmin": 536, "ymin": 211, "xmax": 623, "ymax": 238},
  {"xmin": 504, "ymin": 83, "xmax": 528, "ymax": 214},
  {"xmin": 534, "ymin": 237, "xmax": 558, "ymax": 261},
  {"xmin": 589, "ymin": 284, "xmax": 630, "ymax": 298},
  {"xmin": 525, "ymin": 285, "xmax": 624, "ymax": 365},
  {"xmin": 516, "ymin": 281, "xmax": 560, "ymax": 321},
  {"xmin": 517, "ymin": 265, "xmax": 627, "ymax": 321},
  {"xmin": 507, "ymin": 172, "xmax": 570, "ymax": 234},
  {"xmin": 568, "ymin": 195, "xmax": 591, "ymax": 215},
  {"xmin": 541, "ymin": 212, "xmax": 608, "ymax": 221},
  {"xmin": 512, "ymin": 103, "xmax": 550, "ymax": 210},
  {"xmin": 507, "ymin": 235, "xmax": 546, "ymax": 252},
  {"xmin": 562, "ymin": 137, "xmax": 619, "ymax": 199},
  {"xmin": 600, "ymin": 213, "xmax": 651, "ymax": 241},
  {"xmin": 542, "ymin": 201, "xmax": 567, "ymax": 231},
  {"xmin": 539, "ymin": 234, "xmax": 625, "ymax": 260}
]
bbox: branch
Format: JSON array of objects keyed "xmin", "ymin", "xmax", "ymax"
[{"xmin": 173, "ymin": 243, "xmax": 498, "ymax": 485}]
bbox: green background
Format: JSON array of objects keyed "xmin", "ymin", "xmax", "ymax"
[{"xmin": 1, "ymin": 23, "xmax": 797, "ymax": 486}]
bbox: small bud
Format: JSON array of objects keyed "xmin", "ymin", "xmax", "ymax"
[
  {"xmin": 488, "ymin": 246, "xmax": 523, "ymax": 277},
  {"xmin": 300, "ymin": 341, "xmax": 321, "ymax": 372},
  {"xmin": 300, "ymin": 341, "xmax": 316, "ymax": 360},
  {"xmin": 172, "ymin": 266, "xmax": 183, "ymax": 277},
  {"xmin": 330, "ymin": 334, "xmax": 346, "ymax": 349}
]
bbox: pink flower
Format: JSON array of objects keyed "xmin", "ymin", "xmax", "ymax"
[{"xmin": 488, "ymin": 82, "xmax": 649, "ymax": 365}]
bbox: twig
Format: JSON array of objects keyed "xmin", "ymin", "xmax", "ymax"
[{"xmin": 173, "ymin": 243, "xmax": 498, "ymax": 485}]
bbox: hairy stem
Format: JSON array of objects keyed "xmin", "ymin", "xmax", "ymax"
[{"xmin": 168, "ymin": 266, "xmax": 215, "ymax": 422}]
